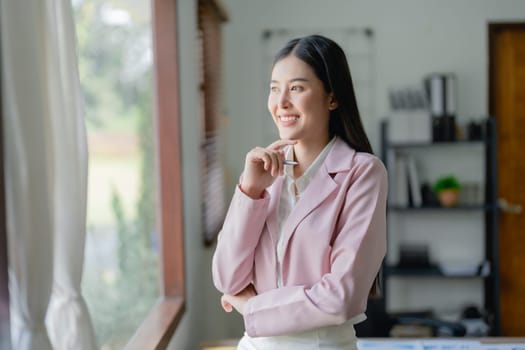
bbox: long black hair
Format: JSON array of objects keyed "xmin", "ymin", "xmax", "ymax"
[{"xmin": 273, "ymin": 34, "xmax": 373, "ymax": 155}]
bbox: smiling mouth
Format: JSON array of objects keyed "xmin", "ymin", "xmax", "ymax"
[{"xmin": 279, "ymin": 115, "xmax": 299, "ymax": 122}]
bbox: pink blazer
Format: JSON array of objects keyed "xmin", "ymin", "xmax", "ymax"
[{"xmin": 212, "ymin": 138, "xmax": 388, "ymax": 337}]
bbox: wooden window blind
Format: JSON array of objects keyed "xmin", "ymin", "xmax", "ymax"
[{"xmin": 198, "ymin": 0, "xmax": 228, "ymax": 245}]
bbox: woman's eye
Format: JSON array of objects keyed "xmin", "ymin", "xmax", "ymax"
[
  {"xmin": 291, "ymin": 85, "xmax": 303, "ymax": 91},
  {"xmin": 270, "ymin": 86, "xmax": 279, "ymax": 93}
]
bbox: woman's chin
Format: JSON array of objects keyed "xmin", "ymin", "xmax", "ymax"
[{"xmin": 278, "ymin": 131, "xmax": 299, "ymax": 141}]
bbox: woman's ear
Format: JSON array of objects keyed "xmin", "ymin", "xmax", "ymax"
[{"xmin": 328, "ymin": 94, "xmax": 338, "ymax": 110}]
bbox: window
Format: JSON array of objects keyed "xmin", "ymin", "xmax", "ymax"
[
  {"xmin": 75, "ymin": 0, "xmax": 185, "ymax": 348},
  {"xmin": 76, "ymin": 1, "xmax": 161, "ymax": 347}
]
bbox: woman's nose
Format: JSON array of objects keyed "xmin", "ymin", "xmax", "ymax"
[{"xmin": 278, "ymin": 91, "xmax": 290, "ymax": 108}]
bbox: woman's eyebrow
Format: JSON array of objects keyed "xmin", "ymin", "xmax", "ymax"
[{"xmin": 270, "ymin": 77, "xmax": 309, "ymax": 84}]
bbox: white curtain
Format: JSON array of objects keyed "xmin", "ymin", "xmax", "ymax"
[{"xmin": 1, "ymin": 0, "xmax": 97, "ymax": 349}]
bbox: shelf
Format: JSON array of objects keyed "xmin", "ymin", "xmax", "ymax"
[
  {"xmin": 385, "ymin": 265, "xmax": 489, "ymax": 279},
  {"xmin": 379, "ymin": 118, "xmax": 500, "ymax": 334},
  {"xmin": 388, "ymin": 204, "xmax": 495, "ymax": 212}
]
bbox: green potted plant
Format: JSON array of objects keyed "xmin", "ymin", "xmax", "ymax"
[{"xmin": 433, "ymin": 175, "xmax": 461, "ymax": 207}]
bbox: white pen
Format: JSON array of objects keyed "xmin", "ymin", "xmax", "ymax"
[{"xmin": 283, "ymin": 160, "xmax": 298, "ymax": 166}]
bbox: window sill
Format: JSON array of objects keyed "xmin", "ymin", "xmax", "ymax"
[
  {"xmin": 200, "ymin": 339, "xmax": 239, "ymax": 349},
  {"xmin": 124, "ymin": 296, "xmax": 185, "ymax": 350}
]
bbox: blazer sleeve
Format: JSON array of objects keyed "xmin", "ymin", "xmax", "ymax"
[
  {"xmin": 212, "ymin": 185, "xmax": 270, "ymax": 295},
  {"xmin": 242, "ymin": 157, "xmax": 388, "ymax": 337}
]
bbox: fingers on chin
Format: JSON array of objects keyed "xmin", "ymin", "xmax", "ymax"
[{"xmin": 268, "ymin": 139, "xmax": 296, "ymax": 149}]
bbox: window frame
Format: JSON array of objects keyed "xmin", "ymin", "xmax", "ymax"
[{"xmin": 124, "ymin": 0, "xmax": 186, "ymax": 348}]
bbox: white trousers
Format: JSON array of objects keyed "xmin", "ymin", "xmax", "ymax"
[{"xmin": 237, "ymin": 321, "xmax": 358, "ymax": 350}]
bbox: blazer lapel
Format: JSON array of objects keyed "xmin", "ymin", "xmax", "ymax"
[{"xmin": 280, "ymin": 138, "xmax": 356, "ymax": 248}]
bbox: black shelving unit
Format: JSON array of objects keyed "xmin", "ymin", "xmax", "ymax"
[
  {"xmin": 384, "ymin": 265, "xmax": 490, "ymax": 278},
  {"xmin": 378, "ymin": 117, "xmax": 500, "ymax": 336}
]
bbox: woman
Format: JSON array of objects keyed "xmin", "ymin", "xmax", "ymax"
[{"xmin": 212, "ymin": 34, "xmax": 387, "ymax": 349}]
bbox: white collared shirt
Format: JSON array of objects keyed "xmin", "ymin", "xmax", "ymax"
[{"xmin": 276, "ymin": 137, "xmax": 337, "ymax": 287}]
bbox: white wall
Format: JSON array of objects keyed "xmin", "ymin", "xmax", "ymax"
[{"xmin": 169, "ymin": 0, "xmax": 525, "ymax": 347}]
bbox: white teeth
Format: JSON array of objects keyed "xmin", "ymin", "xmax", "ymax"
[{"xmin": 280, "ymin": 115, "xmax": 298, "ymax": 121}]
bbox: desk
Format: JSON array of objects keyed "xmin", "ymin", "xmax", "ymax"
[
  {"xmin": 358, "ymin": 338, "xmax": 525, "ymax": 350},
  {"xmin": 200, "ymin": 338, "xmax": 525, "ymax": 350}
]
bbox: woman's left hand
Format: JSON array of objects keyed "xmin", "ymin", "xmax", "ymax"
[{"xmin": 221, "ymin": 284, "xmax": 257, "ymax": 315}]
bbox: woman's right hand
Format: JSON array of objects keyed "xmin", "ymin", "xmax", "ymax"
[
  {"xmin": 240, "ymin": 139, "xmax": 296, "ymax": 199},
  {"xmin": 220, "ymin": 284, "xmax": 257, "ymax": 315}
]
